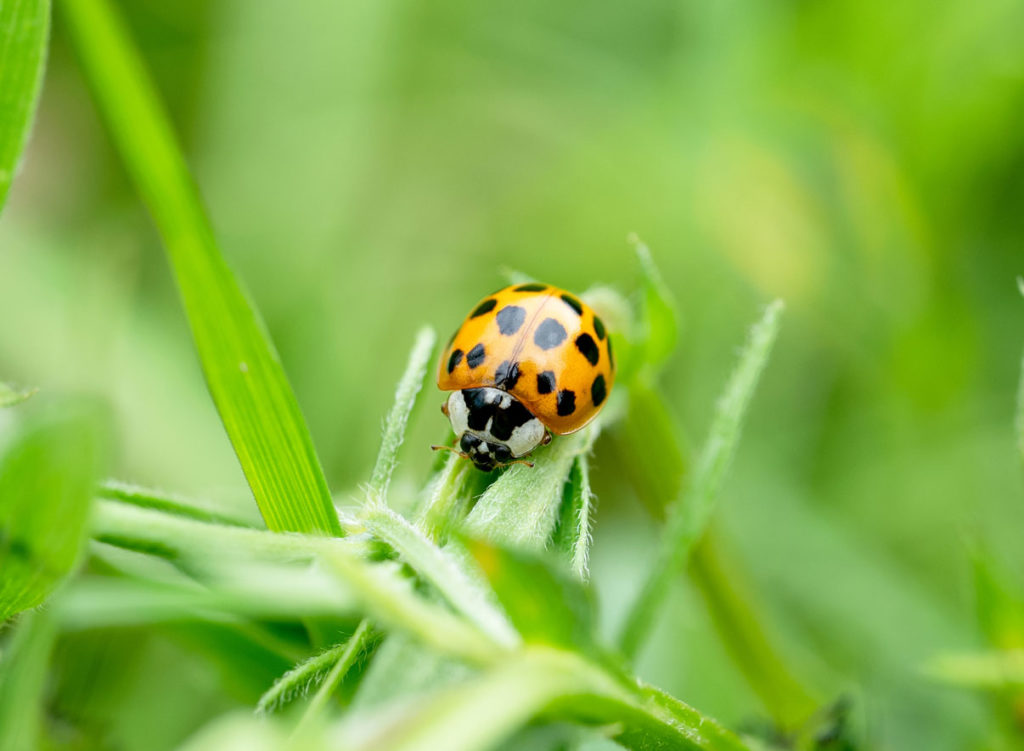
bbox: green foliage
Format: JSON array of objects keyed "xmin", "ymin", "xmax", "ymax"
[
  {"xmin": 366, "ymin": 327, "xmax": 436, "ymax": 505},
  {"xmin": 8, "ymin": 0, "xmax": 1022, "ymax": 744},
  {"xmin": 619, "ymin": 301, "xmax": 784, "ymax": 659},
  {"xmin": 0, "ymin": 611, "xmax": 57, "ymax": 751},
  {"xmin": 0, "ymin": 400, "xmax": 108, "ymax": 621},
  {"xmin": 60, "ymin": 0, "xmax": 339, "ymax": 536},
  {"xmin": 0, "ymin": 0, "xmax": 48, "ymax": 212},
  {"xmin": 467, "ymin": 538, "xmax": 596, "ymax": 654}
]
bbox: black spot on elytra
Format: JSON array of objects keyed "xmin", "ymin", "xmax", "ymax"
[
  {"xmin": 560, "ymin": 293, "xmax": 583, "ymax": 315},
  {"xmin": 471, "ymin": 298, "xmax": 497, "ymax": 318},
  {"xmin": 607, "ymin": 337, "xmax": 615, "ymax": 369},
  {"xmin": 536, "ymin": 370, "xmax": 556, "ymax": 394},
  {"xmin": 534, "ymin": 318, "xmax": 567, "ymax": 350},
  {"xmin": 467, "ymin": 343, "xmax": 486, "ymax": 368},
  {"xmin": 515, "ymin": 282, "xmax": 547, "ymax": 292},
  {"xmin": 495, "ymin": 305, "xmax": 526, "ymax": 336},
  {"xmin": 591, "ymin": 374, "xmax": 607, "ymax": 407},
  {"xmin": 447, "ymin": 349, "xmax": 464, "ymax": 373},
  {"xmin": 593, "ymin": 315, "xmax": 606, "ymax": 340},
  {"xmin": 575, "ymin": 333, "xmax": 599, "ymax": 366},
  {"xmin": 495, "ymin": 360, "xmax": 521, "ymax": 389},
  {"xmin": 557, "ymin": 389, "xmax": 576, "ymax": 416}
]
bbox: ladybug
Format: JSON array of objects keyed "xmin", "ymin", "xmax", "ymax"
[{"xmin": 436, "ymin": 282, "xmax": 615, "ymax": 471}]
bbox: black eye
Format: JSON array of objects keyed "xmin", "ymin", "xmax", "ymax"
[
  {"xmin": 492, "ymin": 444, "xmax": 512, "ymax": 463},
  {"xmin": 460, "ymin": 433, "xmax": 479, "ymax": 453}
]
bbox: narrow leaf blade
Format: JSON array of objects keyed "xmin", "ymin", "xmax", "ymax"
[
  {"xmin": 60, "ymin": 0, "xmax": 339, "ymax": 535},
  {"xmin": 0, "ymin": 0, "xmax": 49, "ymax": 212},
  {"xmin": 367, "ymin": 327, "xmax": 436, "ymax": 505}
]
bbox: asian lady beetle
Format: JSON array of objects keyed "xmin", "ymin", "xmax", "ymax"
[{"xmin": 436, "ymin": 282, "xmax": 615, "ymax": 471}]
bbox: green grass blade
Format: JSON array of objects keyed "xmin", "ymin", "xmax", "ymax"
[
  {"xmin": 0, "ymin": 400, "xmax": 108, "ymax": 620},
  {"xmin": 0, "ymin": 610, "xmax": 57, "ymax": 751},
  {"xmin": 59, "ymin": 0, "xmax": 339, "ymax": 536},
  {"xmin": 0, "ymin": 0, "xmax": 49, "ymax": 212},
  {"xmin": 0, "ymin": 383, "xmax": 37, "ymax": 408},
  {"xmin": 619, "ymin": 301, "xmax": 784, "ymax": 659},
  {"xmin": 367, "ymin": 327, "xmax": 436, "ymax": 505}
]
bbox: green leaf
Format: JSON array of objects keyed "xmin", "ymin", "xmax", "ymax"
[
  {"xmin": 466, "ymin": 538, "xmax": 596, "ymax": 655},
  {"xmin": 256, "ymin": 636, "xmax": 364, "ymax": 716},
  {"xmin": 0, "ymin": 383, "xmax": 36, "ymax": 408},
  {"xmin": 359, "ymin": 505, "xmax": 517, "ymax": 647},
  {"xmin": 619, "ymin": 301, "xmax": 784, "ymax": 659},
  {"xmin": 464, "ymin": 425, "xmax": 597, "ymax": 550},
  {"xmin": 0, "ymin": 400, "xmax": 108, "ymax": 620},
  {"xmin": 367, "ymin": 327, "xmax": 436, "ymax": 505},
  {"xmin": 0, "ymin": 610, "xmax": 57, "ymax": 751},
  {"xmin": 98, "ymin": 480, "xmax": 257, "ymax": 528},
  {"xmin": 89, "ymin": 498, "xmax": 502, "ymax": 665},
  {"xmin": 0, "ymin": 0, "xmax": 49, "ymax": 212},
  {"xmin": 60, "ymin": 0, "xmax": 339, "ymax": 536},
  {"xmin": 552, "ymin": 455, "xmax": 596, "ymax": 580},
  {"xmin": 631, "ymin": 236, "xmax": 679, "ymax": 375},
  {"xmin": 338, "ymin": 648, "xmax": 749, "ymax": 751},
  {"xmin": 293, "ymin": 620, "xmax": 377, "ymax": 732}
]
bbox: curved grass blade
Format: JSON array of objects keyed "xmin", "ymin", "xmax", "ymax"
[
  {"xmin": 60, "ymin": 0, "xmax": 339, "ymax": 536},
  {"xmin": 0, "ymin": 0, "xmax": 49, "ymax": 212},
  {"xmin": 619, "ymin": 301, "xmax": 784, "ymax": 659},
  {"xmin": 0, "ymin": 400, "xmax": 107, "ymax": 620}
]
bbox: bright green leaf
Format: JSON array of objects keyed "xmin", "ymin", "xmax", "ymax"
[
  {"xmin": 0, "ymin": 0, "xmax": 49, "ymax": 212},
  {"xmin": 60, "ymin": 0, "xmax": 339, "ymax": 536},
  {"xmin": 0, "ymin": 400, "xmax": 108, "ymax": 621}
]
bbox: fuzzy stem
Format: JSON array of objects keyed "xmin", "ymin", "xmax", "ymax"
[{"xmin": 619, "ymin": 301, "xmax": 784, "ymax": 659}]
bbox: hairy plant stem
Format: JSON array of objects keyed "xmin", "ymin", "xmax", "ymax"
[{"xmin": 691, "ymin": 529, "xmax": 817, "ymax": 728}]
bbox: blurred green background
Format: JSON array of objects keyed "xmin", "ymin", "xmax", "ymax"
[{"xmin": 2, "ymin": 0, "xmax": 1023, "ymax": 747}]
